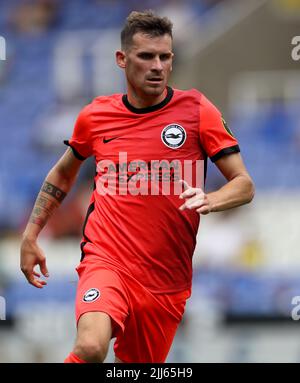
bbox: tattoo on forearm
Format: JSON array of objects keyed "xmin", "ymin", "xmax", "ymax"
[
  {"xmin": 37, "ymin": 195, "xmax": 49, "ymax": 208},
  {"xmin": 41, "ymin": 181, "xmax": 66, "ymax": 203},
  {"xmin": 29, "ymin": 206, "xmax": 47, "ymax": 227},
  {"xmin": 29, "ymin": 182, "xmax": 67, "ymax": 228},
  {"xmin": 29, "ymin": 196, "xmax": 56, "ymax": 227}
]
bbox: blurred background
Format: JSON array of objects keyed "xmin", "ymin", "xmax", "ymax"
[{"xmin": 0, "ymin": 0, "xmax": 300, "ymax": 363}]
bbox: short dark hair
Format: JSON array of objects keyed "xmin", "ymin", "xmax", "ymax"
[{"xmin": 121, "ymin": 10, "xmax": 173, "ymax": 50}]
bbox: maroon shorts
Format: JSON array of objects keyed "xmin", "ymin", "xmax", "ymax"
[{"xmin": 75, "ymin": 257, "xmax": 191, "ymax": 363}]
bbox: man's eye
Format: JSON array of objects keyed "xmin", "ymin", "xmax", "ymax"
[
  {"xmin": 160, "ymin": 55, "xmax": 171, "ymax": 61},
  {"xmin": 139, "ymin": 53, "xmax": 153, "ymax": 60}
]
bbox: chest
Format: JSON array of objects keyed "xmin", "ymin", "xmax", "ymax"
[{"xmin": 91, "ymin": 110, "xmax": 204, "ymax": 163}]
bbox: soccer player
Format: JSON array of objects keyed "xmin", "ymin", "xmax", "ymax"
[{"xmin": 20, "ymin": 10, "xmax": 254, "ymax": 363}]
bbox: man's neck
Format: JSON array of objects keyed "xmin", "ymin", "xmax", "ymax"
[{"xmin": 126, "ymin": 88, "xmax": 167, "ymax": 109}]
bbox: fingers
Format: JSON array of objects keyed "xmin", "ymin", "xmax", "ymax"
[
  {"xmin": 185, "ymin": 195, "xmax": 205, "ymax": 210},
  {"xmin": 179, "ymin": 180, "xmax": 206, "ymax": 212},
  {"xmin": 21, "ymin": 267, "xmax": 47, "ymax": 288},
  {"xmin": 179, "ymin": 187, "xmax": 197, "ymax": 200},
  {"xmin": 28, "ymin": 274, "xmax": 47, "ymax": 289},
  {"xmin": 178, "ymin": 179, "xmax": 191, "ymax": 191},
  {"xmin": 39, "ymin": 257, "xmax": 49, "ymax": 278},
  {"xmin": 196, "ymin": 206, "xmax": 210, "ymax": 215},
  {"xmin": 179, "ymin": 195, "xmax": 205, "ymax": 211},
  {"xmin": 21, "ymin": 257, "xmax": 49, "ymax": 289},
  {"xmin": 179, "ymin": 179, "xmax": 204, "ymax": 200}
]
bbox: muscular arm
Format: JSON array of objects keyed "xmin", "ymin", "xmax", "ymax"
[
  {"xmin": 206, "ymin": 152, "xmax": 255, "ymax": 212},
  {"xmin": 23, "ymin": 147, "xmax": 82, "ymax": 239},
  {"xmin": 179, "ymin": 153, "xmax": 255, "ymax": 214},
  {"xmin": 21, "ymin": 148, "xmax": 83, "ymax": 287}
]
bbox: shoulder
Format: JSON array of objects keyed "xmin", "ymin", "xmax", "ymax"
[
  {"xmin": 172, "ymin": 88, "xmax": 202, "ymax": 98},
  {"xmin": 172, "ymin": 88, "xmax": 220, "ymax": 114},
  {"xmin": 77, "ymin": 93, "xmax": 121, "ymax": 119},
  {"xmin": 91, "ymin": 93, "xmax": 122, "ymax": 109},
  {"xmin": 173, "ymin": 87, "xmax": 203, "ymax": 100}
]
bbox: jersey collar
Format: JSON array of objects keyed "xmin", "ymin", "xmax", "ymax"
[{"xmin": 122, "ymin": 86, "xmax": 173, "ymax": 114}]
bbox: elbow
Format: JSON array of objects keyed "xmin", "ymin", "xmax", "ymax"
[
  {"xmin": 245, "ymin": 176, "xmax": 255, "ymax": 204},
  {"xmin": 49, "ymin": 165, "xmax": 77, "ymax": 190}
]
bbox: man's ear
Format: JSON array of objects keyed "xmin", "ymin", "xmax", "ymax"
[
  {"xmin": 170, "ymin": 52, "xmax": 174, "ymax": 71},
  {"xmin": 116, "ymin": 50, "xmax": 126, "ymax": 69}
]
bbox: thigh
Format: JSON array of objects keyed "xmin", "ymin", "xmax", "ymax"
[
  {"xmin": 75, "ymin": 261, "xmax": 129, "ymax": 338},
  {"xmin": 114, "ymin": 283, "xmax": 190, "ymax": 363},
  {"xmin": 76, "ymin": 311, "xmax": 112, "ymax": 345}
]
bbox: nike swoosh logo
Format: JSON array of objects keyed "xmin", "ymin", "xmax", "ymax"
[{"xmin": 103, "ymin": 137, "xmax": 119, "ymax": 144}]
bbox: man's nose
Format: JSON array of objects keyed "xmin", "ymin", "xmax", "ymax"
[{"xmin": 151, "ymin": 57, "xmax": 163, "ymax": 72}]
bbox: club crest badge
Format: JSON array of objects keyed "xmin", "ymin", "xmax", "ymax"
[
  {"xmin": 161, "ymin": 124, "xmax": 187, "ymax": 149},
  {"xmin": 83, "ymin": 288, "xmax": 100, "ymax": 303}
]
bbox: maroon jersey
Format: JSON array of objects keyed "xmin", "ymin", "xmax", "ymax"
[{"xmin": 65, "ymin": 87, "xmax": 239, "ymax": 293}]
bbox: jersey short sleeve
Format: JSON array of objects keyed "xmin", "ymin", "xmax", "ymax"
[
  {"xmin": 64, "ymin": 104, "xmax": 93, "ymax": 160},
  {"xmin": 199, "ymin": 94, "xmax": 240, "ymax": 162}
]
